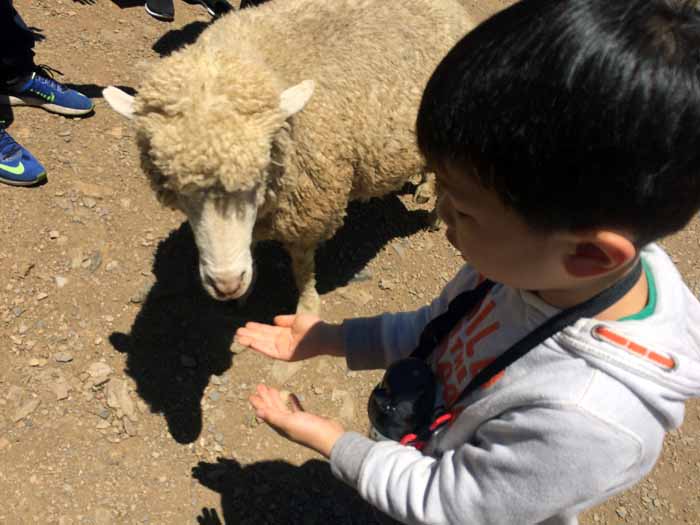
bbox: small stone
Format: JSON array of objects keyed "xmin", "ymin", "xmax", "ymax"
[
  {"xmin": 87, "ymin": 362, "xmax": 112, "ymax": 377},
  {"xmin": 105, "ymin": 379, "xmax": 138, "ymax": 422},
  {"xmin": 350, "ymin": 268, "xmax": 372, "ymax": 283},
  {"xmin": 13, "ymin": 398, "xmax": 40, "ymax": 422},
  {"xmin": 378, "ymin": 279, "xmax": 395, "ymax": 290},
  {"xmin": 36, "ymin": 292, "xmax": 49, "ymax": 301},
  {"xmin": 49, "ymin": 230, "xmax": 60, "ymax": 239},
  {"xmin": 96, "ymin": 419, "xmax": 111, "ymax": 430},
  {"xmin": 50, "ymin": 379, "xmax": 71, "ymax": 400},
  {"xmin": 55, "ymin": 276, "xmax": 68, "ymax": 288},
  {"xmin": 94, "ymin": 337, "xmax": 103, "ymax": 346},
  {"xmin": 18, "ymin": 324, "xmax": 29, "ymax": 335},
  {"xmin": 28, "ymin": 358, "xmax": 47, "ymax": 367},
  {"xmin": 208, "ymin": 391, "xmax": 221, "ymax": 402},
  {"xmin": 88, "ymin": 251, "xmax": 102, "ymax": 273},
  {"xmin": 83, "ymin": 198, "xmax": 97, "ymax": 209},
  {"xmin": 98, "ymin": 408, "xmax": 111, "ymax": 419},
  {"xmin": 54, "ymin": 352, "xmax": 74, "ymax": 363},
  {"xmin": 616, "ymin": 506, "xmax": 628, "ymax": 518},
  {"xmin": 123, "ymin": 418, "xmax": 138, "ymax": 436},
  {"xmin": 105, "ymin": 261, "xmax": 119, "ymax": 272}
]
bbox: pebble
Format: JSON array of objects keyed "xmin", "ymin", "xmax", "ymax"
[
  {"xmin": 55, "ymin": 276, "xmax": 68, "ymax": 288},
  {"xmin": 13, "ymin": 398, "xmax": 41, "ymax": 423},
  {"xmin": 350, "ymin": 268, "xmax": 373, "ymax": 283},
  {"xmin": 54, "ymin": 352, "xmax": 74, "ymax": 363},
  {"xmin": 88, "ymin": 251, "xmax": 102, "ymax": 273},
  {"xmin": 37, "ymin": 292, "xmax": 49, "ymax": 301},
  {"xmin": 106, "ymin": 379, "xmax": 138, "ymax": 422},
  {"xmin": 49, "ymin": 230, "xmax": 60, "ymax": 239},
  {"xmin": 105, "ymin": 261, "xmax": 119, "ymax": 272},
  {"xmin": 616, "ymin": 506, "xmax": 628, "ymax": 518},
  {"xmin": 378, "ymin": 278, "xmax": 395, "ymax": 290},
  {"xmin": 29, "ymin": 358, "xmax": 47, "ymax": 367},
  {"xmin": 208, "ymin": 391, "xmax": 221, "ymax": 402}
]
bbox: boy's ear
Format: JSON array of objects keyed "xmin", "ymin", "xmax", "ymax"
[{"xmin": 563, "ymin": 231, "xmax": 637, "ymax": 278}]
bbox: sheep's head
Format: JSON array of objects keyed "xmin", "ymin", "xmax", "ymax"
[{"xmin": 103, "ymin": 49, "xmax": 314, "ymax": 301}]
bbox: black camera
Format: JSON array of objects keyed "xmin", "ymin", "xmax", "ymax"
[{"xmin": 367, "ymin": 357, "xmax": 437, "ymax": 442}]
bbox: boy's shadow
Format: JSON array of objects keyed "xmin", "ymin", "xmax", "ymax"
[
  {"xmin": 109, "ymin": 194, "xmax": 431, "ymax": 444},
  {"xmin": 193, "ymin": 457, "xmax": 387, "ymax": 524}
]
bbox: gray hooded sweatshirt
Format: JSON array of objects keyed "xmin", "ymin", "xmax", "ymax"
[{"xmin": 331, "ymin": 244, "xmax": 700, "ymax": 525}]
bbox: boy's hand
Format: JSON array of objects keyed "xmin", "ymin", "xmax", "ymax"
[
  {"xmin": 236, "ymin": 314, "xmax": 343, "ymax": 361},
  {"xmin": 249, "ymin": 384, "xmax": 345, "ymax": 458}
]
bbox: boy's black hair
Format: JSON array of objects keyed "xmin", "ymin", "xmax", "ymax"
[{"xmin": 417, "ymin": 0, "xmax": 700, "ymax": 245}]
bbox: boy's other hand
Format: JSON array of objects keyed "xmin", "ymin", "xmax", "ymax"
[
  {"xmin": 235, "ymin": 315, "xmax": 343, "ymax": 361},
  {"xmin": 249, "ymin": 384, "xmax": 345, "ymax": 458}
]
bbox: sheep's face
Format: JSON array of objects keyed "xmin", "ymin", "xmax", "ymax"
[
  {"xmin": 178, "ymin": 186, "xmax": 262, "ymax": 301},
  {"xmin": 102, "ymin": 77, "xmax": 316, "ymax": 302}
]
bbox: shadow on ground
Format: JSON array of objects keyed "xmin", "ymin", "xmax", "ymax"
[
  {"xmin": 109, "ymin": 193, "xmax": 430, "ymax": 444},
  {"xmin": 193, "ymin": 457, "xmax": 396, "ymax": 525}
]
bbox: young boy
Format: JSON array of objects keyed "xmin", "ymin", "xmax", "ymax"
[{"xmin": 236, "ymin": 0, "xmax": 700, "ymax": 523}]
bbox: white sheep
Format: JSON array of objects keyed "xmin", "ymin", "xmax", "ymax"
[{"xmin": 104, "ymin": 0, "xmax": 475, "ymax": 312}]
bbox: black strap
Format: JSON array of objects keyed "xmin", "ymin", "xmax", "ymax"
[
  {"xmin": 410, "ymin": 278, "xmax": 496, "ymax": 361},
  {"xmin": 455, "ymin": 261, "xmax": 643, "ymax": 405},
  {"xmin": 410, "ymin": 261, "xmax": 644, "ymax": 408}
]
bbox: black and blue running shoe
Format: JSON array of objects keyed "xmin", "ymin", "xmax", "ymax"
[
  {"xmin": 0, "ymin": 127, "xmax": 47, "ymax": 187},
  {"xmin": 0, "ymin": 69, "xmax": 93, "ymax": 116}
]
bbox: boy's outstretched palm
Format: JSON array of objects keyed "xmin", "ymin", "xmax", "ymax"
[{"xmin": 236, "ymin": 314, "xmax": 343, "ymax": 361}]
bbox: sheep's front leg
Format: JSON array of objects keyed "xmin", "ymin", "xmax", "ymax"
[
  {"xmin": 415, "ymin": 171, "xmax": 442, "ymax": 231},
  {"xmin": 287, "ymin": 244, "xmax": 320, "ymax": 314}
]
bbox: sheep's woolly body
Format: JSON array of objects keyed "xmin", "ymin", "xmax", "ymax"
[{"xmin": 136, "ymin": 0, "xmax": 474, "ymax": 243}]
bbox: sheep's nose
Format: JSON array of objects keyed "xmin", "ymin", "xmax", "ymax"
[{"xmin": 205, "ymin": 270, "xmax": 246, "ymax": 298}]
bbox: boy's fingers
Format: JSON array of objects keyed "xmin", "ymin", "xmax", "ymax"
[
  {"xmin": 240, "ymin": 322, "xmax": 283, "ymax": 336},
  {"xmin": 274, "ymin": 315, "xmax": 296, "ymax": 327}
]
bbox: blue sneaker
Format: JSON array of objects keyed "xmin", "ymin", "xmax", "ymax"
[
  {"xmin": 0, "ymin": 127, "xmax": 47, "ymax": 186},
  {"xmin": 0, "ymin": 70, "xmax": 94, "ymax": 116}
]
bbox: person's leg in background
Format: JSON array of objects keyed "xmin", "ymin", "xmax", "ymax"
[
  {"xmin": 0, "ymin": 0, "xmax": 46, "ymax": 186},
  {"xmin": 0, "ymin": 0, "xmax": 94, "ymax": 117}
]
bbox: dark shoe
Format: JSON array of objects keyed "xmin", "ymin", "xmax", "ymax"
[
  {"xmin": 145, "ymin": 0, "xmax": 174, "ymax": 21},
  {"xmin": 198, "ymin": 0, "xmax": 232, "ymax": 17}
]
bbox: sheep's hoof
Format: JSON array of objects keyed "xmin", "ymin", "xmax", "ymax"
[
  {"xmin": 414, "ymin": 181, "xmax": 435, "ymax": 204},
  {"xmin": 427, "ymin": 209, "xmax": 442, "ymax": 232}
]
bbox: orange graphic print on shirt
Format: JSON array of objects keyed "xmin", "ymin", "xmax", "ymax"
[{"xmin": 433, "ymin": 293, "xmax": 504, "ymax": 408}]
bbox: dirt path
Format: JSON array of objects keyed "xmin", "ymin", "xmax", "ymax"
[{"xmin": 0, "ymin": 1, "xmax": 698, "ymax": 524}]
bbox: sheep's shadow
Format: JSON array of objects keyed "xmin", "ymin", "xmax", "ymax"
[
  {"xmin": 109, "ymin": 193, "xmax": 430, "ymax": 444},
  {"xmin": 192, "ymin": 457, "xmax": 395, "ymax": 524}
]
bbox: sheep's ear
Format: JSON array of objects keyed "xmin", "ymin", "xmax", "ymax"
[
  {"xmin": 279, "ymin": 80, "xmax": 315, "ymax": 118},
  {"xmin": 103, "ymin": 86, "xmax": 135, "ymax": 119}
]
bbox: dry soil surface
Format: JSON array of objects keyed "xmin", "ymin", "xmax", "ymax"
[{"xmin": 1, "ymin": 1, "xmax": 699, "ymax": 524}]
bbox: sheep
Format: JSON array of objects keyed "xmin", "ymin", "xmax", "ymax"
[{"xmin": 104, "ymin": 0, "xmax": 475, "ymax": 313}]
